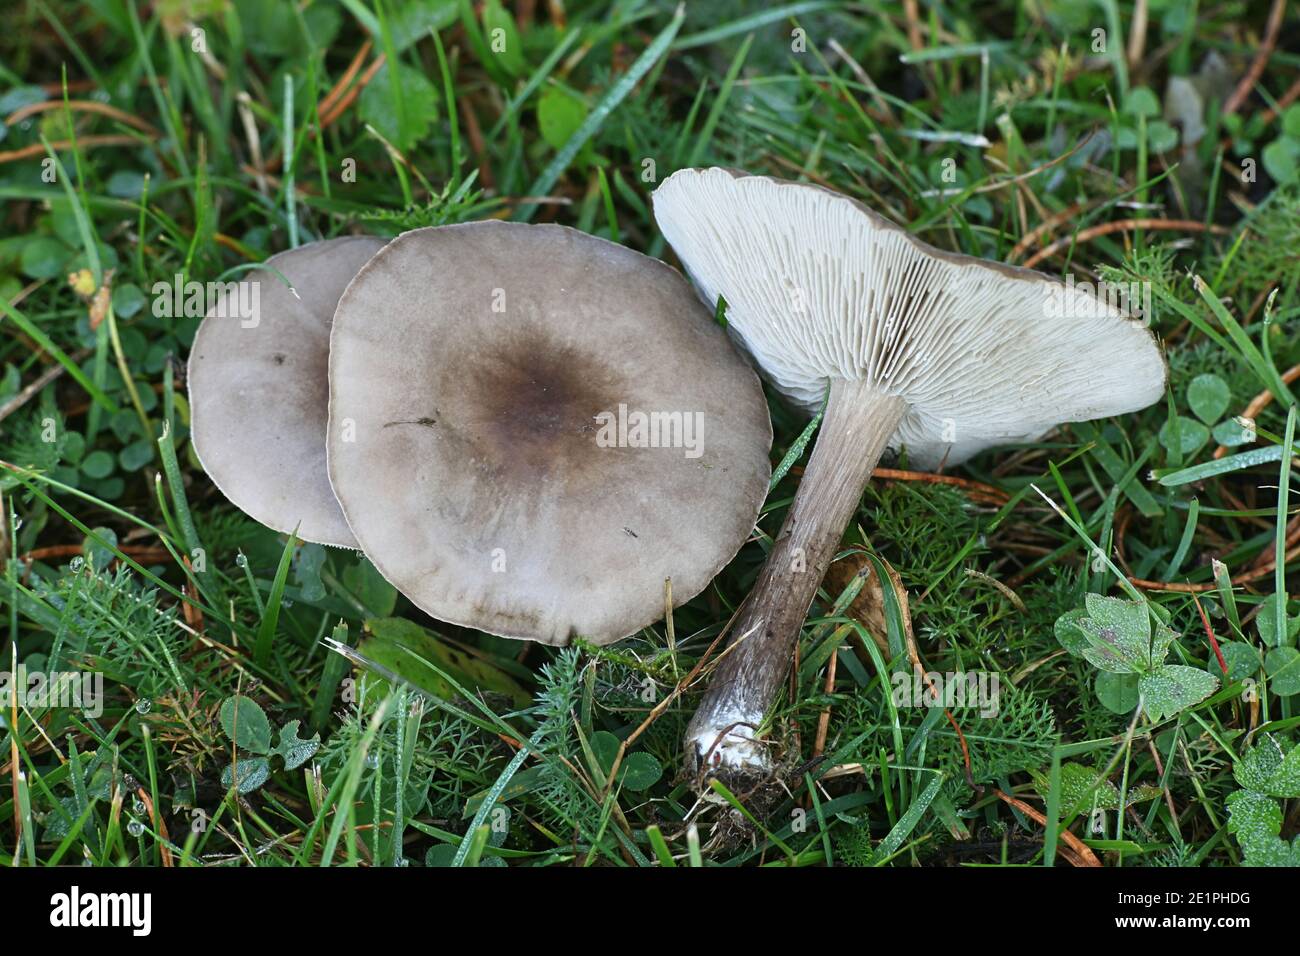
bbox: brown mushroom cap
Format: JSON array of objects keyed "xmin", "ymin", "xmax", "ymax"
[
  {"xmin": 327, "ymin": 221, "xmax": 772, "ymax": 645},
  {"xmin": 188, "ymin": 236, "xmax": 386, "ymax": 547}
]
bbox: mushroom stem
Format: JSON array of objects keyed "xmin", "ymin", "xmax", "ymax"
[{"xmin": 687, "ymin": 378, "xmax": 907, "ymax": 777}]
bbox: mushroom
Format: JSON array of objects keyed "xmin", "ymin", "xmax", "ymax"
[
  {"xmin": 326, "ymin": 220, "xmax": 772, "ymax": 645},
  {"xmin": 652, "ymin": 167, "xmax": 1166, "ymax": 777},
  {"xmin": 188, "ymin": 236, "xmax": 386, "ymax": 548}
]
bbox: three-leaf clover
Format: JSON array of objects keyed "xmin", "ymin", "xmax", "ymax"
[
  {"xmin": 1160, "ymin": 372, "xmax": 1250, "ymax": 459},
  {"xmin": 1255, "ymin": 594, "xmax": 1300, "ymax": 697},
  {"xmin": 1055, "ymin": 594, "xmax": 1219, "ymax": 720},
  {"xmin": 1226, "ymin": 735, "xmax": 1300, "ymax": 866},
  {"xmin": 1031, "ymin": 762, "xmax": 1162, "ymax": 814},
  {"xmin": 219, "ymin": 695, "xmax": 320, "ymax": 794},
  {"xmin": 1117, "ymin": 87, "xmax": 1179, "ymax": 154},
  {"xmin": 586, "ymin": 730, "xmax": 662, "ymax": 792}
]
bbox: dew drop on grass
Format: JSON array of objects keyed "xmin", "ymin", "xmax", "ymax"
[
  {"xmin": 127, "ymin": 820, "xmax": 144, "ymax": 837},
  {"xmin": 135, "ymin": 698, "xmax": 152, "ymax": 715},
  {"xmin": 69, "ymin": 556, "xmax": 84, "ymax": 572},
  {"xmin": 364, "ymin": 752, "xmax": 380, "ymax": 769},
  {"xmin": 235, "ymin": 553, "xmax": 248, "ymax": 568}
]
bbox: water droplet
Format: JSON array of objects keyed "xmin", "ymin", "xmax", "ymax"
[
  {"xmin": 69, "ymin": 556, "xmax": 85, "ymax": 572},
  {"xmin": 282, "ymin": 598, "xmax": 294, "ymax": 608},
  {"xmin": 127, "ymin": 819, "xmax": 144, "ymax": 837},
  {"xmin": 133, "ymin": 799, "xmax": 146, "ymax": 815},
  {"xmin": 364, "ymin": 752, "xmax": 380, "ymax": 769},
  {"xmin": 235, "ymin": 553, "xmax": 248, "ymax": 568},
  {"xmin": 134, "ymin": 698, "xmax": 152, "ymax": 715}
]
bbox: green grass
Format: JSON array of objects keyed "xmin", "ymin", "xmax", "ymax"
[{"xmin": 2, "ymin": 0, "xmax": 1300, "ymax": 867}]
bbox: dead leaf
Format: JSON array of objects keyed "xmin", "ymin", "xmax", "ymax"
[
  {"xmin": 823, "ymin": 552, "xmax": 913, "ymax": 657},
  {"xmin": 89, "ymin": 284, "xmax": 111, "ymax": 329}
]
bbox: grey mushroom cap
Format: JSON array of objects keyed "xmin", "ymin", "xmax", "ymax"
[
  {"xmin": 653, "ymin": 168, "xmax": 1167, "ymax": 469},
  {"xmin": 327, "ymin": 221, "xmax": 772, "ymax": 646},
  {"xmin": 188, "ymin": 236, "xmax": 386, "ymax": 548}
]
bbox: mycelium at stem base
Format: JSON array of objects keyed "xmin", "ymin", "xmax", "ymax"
[{"xmin": 687, "ymin": 378, "xmax": 907, "ymax": 779}]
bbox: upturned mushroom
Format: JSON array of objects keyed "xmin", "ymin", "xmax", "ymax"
[
  {"xmin": 326, "ymin": 220, "xmax": 772, "ymax": 645},
  {"xmin": 188, "ymin": 236, "xmax": 386, "ymax": 548},
  {"xmin": 653, "ymin": 167, "xmax": 1166, "ymax": 777}
]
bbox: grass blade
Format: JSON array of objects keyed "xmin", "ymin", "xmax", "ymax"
[
  {"xmin": 516, "ymin": 6, "xmax": 685, "ymax": 222},
  {"xmin": 254, "ymin": 529, "xmax": 299, "ymax": 667}
]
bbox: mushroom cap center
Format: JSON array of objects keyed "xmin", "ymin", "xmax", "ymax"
[{"xmin": 467, "ymin": 336, "xmax": 621, "ymax": 482}]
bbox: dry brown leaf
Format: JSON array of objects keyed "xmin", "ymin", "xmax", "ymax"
[
  {"xmin": 823, "ymin": 551, "xmax": 913, "ymax": 656},
  {"xmin": 89, "ymin": 284, "xmax": 111, "ymax": 329},
  {"xmin": 68, "ymin": 267, "xmax": 113, "ymax": 329}
]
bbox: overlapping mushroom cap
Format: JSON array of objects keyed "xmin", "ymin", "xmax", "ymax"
[
  {"xmin": 188, "ymin": 236, "xmax": 386, "ymax": 547},
  {"xmin": 653, "ymin": 168, "xmax": 1166, "ymax": 468},
  {"xmin": 327, "ymin": 221, "xmax": 772, "ymax": 646}
]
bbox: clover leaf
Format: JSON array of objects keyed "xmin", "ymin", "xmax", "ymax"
[
  {"xmin": 1055, "ymin": 596, "xmax": 1217, "ymax": 719},
  {"xmin": 1227, "ymin": 736, "xmax": 1300, "ymax": 865}
]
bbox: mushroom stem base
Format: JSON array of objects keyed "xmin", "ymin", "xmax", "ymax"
[{"xmin": 686, "ymin": 379, "xmax": 907, "ymax": 780}]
